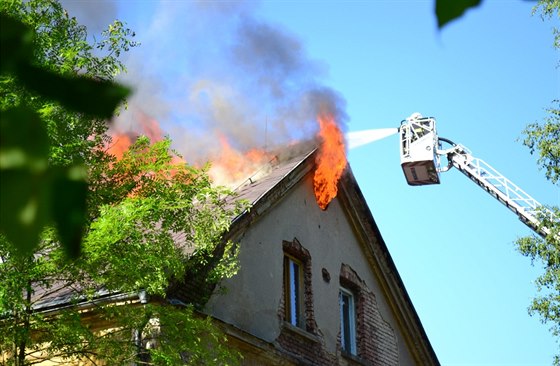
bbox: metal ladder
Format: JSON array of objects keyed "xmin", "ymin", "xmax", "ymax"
[{"xmin": 449, "ymin": 151, "xmax": 554, "ymax": 237}]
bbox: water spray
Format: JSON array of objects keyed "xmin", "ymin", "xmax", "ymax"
[{"xmin": 346, "ymin": 128, "xmax": 399, "ymax": 150}]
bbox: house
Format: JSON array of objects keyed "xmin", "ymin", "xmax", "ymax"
[
  {"xmin": 4, "ymin": 143, "xmax": 438, "ymax": 366},
  {"xmin": 193, "ymin": 145, "xmax": 439, "ymax": 365}
]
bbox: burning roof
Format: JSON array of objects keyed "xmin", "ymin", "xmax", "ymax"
[{"xmin": 106, "ymin": 105, "xmax": 348, "ymax": 211}]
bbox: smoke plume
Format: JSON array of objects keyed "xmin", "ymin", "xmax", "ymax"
[{"xmin": 65, "ymin": 1, "xmax": 348, "ymax": 166}]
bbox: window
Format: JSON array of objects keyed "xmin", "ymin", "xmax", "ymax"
[
  {"xmin": 284, "ymin": 255, "xmax": 304, "ymax": 328},
  {"xmin": 281, "ymin": 238, "xmax": 315, "ymax": 334},
  {"xmin": 339, "ymin": 287, "xmax": 357, "ymax": 355}
]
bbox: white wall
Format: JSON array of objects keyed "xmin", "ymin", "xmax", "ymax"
[{"xmin": 205, "ymin": 173, "xmax": 415, "ymax": 364}]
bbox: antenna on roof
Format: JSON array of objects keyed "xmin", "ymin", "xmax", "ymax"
[{"xmin": 264, "ymin": 115, "xmax": 268, "ymax": 153}]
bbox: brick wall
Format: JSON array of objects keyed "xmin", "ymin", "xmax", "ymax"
[
  {"xmin": 280, "ymin": 238, "xmax": 318, "ymax": 334},
  {"xmin": 273, "ymin": 239, "xmax": 399, "ymax": 366},
  {"xmin": 276, "ymin": 324, "xmax": 338, "ymax": 365},
  {"xmin": 341, "ymin": 263, "xmax": 399, "ymax": 366}
]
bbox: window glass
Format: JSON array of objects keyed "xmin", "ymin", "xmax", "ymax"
[
  {"xmin": 339, "ymin": 288, "xmax": 356, "ymax": 355},
  {"xmin": 284, "ymin": 256, "xmax": 303, "ymax": 327}
]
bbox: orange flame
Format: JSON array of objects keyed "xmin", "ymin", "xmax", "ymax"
[
  {"xmin": 106, "ymin": 133, "xmax": 132, "ymax": 159},
  {"xmin": 106, "ymin": 112, "xmax": 274, "ymax": 188},
  {"xmin": 313, "ymin": 113, "xmax": 347, "ymax": 210},
  {"xmin": 106, "ymin": 111, "xmax": 164, "ymax": 159},
  {"xmin": 208, "ymin": 134, "xmax": 271, "ymax": 186}
]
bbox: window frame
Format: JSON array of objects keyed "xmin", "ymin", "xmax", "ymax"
[
  {"xmin": 339, "ymin": 287, "xmax": 357, "ymax": 356},
  {"xmin": 284, "ymin": 255, "xmax": 305, "ymax": 328}
]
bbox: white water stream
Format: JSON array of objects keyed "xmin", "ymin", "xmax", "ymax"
[{"xmin": 345, "ymin": 128, "xmax": 398, "ymax": 150}]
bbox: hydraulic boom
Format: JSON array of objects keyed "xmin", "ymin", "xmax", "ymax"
[{"xmin": 399, "ymin": 113, "xmax": 556, "ymax": 237}]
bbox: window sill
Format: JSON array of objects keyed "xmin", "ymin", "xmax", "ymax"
[
  {"xmin": 342, "ymin": 352, "xmax": 368, "ymax": 366},
  {"xmin": 281, "ymin": 322, "xmax": 320, "ymax": 343}
]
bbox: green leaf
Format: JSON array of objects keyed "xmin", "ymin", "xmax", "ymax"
[
  {"xmin": 435, "ymin": 0, "xmax": 483, "ymax": 28},
  {"xmin": 0, "ymin": 106, "xmax": 49, "ymax": 170},
  {"xmin": 1, "ymin": 107, "xmax": 89, "ymax": 257},
  {"xmin": 17, "ymin": 64, "xmax": 131, "ymax": 119},
  {"xmin": 0, "ymin": 14, "xmax": 34, "ymax": 75},
  {"xmin": 0, "ymin": 169, "xmax": 51, "ymax": 255},
  {"xmin": 0, "ymin": 106, "xmax": 50, "ymax": 254},
  {"xmin": 0, "ymin": 13, "xmax": 131, "ymax": 119},
  {"xmin": 521, "ymin": 101, "xmax": 560, "ymax": 185},
  {"xmin": 51, "ymin": 166, "xmax": 88, "ymax": 259}
]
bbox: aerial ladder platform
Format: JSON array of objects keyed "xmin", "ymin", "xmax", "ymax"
[{"xmin": 399, "ymin": 113, "xmax": 557, "ymax": 237}]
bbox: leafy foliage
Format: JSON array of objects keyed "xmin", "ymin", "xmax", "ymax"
[
  {"xmin": 521, "ymin": 102, "xmax": 560, "ymax": 186},
  {"xmin": 1, "ymin": 1, "xmax": 245, "ymax": 365},
  {"xmin": 435, "ymin": 0, "xmax": 482, "ymax": 28},
  {"xmin": 0, "ymin": 0, "xmax": 134, "ymax": 256},
  {"xmin": 517, "ymin": 2, "xmax": 560, "ymax": 364},
  {"xmin": 533, "ymin": 0, "xmax": 560, "ymax": 51},
  {"xmin": 434, "ymin": 0, "xmax": 560, "ymax": 30},
  {"xmin": 516, "ymin": 208, "xmax": 560, "ymax": 365},
  {"xmin": 1, "ymin": 138, "xmax": 245, "ymax": 365},
  {"xmin": 517, "ymin": 101, "xmax": 560, "ymax": 365},
  {"xmin": 83, "ymin": 137, "xmax": 245, "ymax": 297}
]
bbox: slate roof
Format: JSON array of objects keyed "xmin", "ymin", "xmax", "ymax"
[
  {"xmin": 230, "ymin": 141, "xmax": 316, "ymax": 209},
  {"xmin": 28, "ymin": 142, "xmax": 317, "ymax": 311}
]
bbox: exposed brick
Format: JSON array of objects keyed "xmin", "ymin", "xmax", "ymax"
[
  {"xmin": 340, "ymin": 263, "xmax": 399, "ymax": 366},
  {"xmin": 280, "ymin": 238, "xmax": 318, "ymax": 334},
  {"xmin": 273, "ymin": 242, "xmax": 399, "ymax": 366}
]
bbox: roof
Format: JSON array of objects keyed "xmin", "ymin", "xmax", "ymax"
[
  {"xmin": 230, "ymin": 141, "xmax": 317, "ymax": 206},
  {"xmin": 27, "ymin": 145, "xmax": 316, "ymax": 312},
  {"xmin": 224, "ymin": 142, "xmax": 440, "ymax": 366}
]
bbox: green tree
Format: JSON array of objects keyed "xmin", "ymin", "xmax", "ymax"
[
  {"xmin": 1, "ymin": 137, "xmax": 244, "ymax": 365},
  {"xmin": 0, "ymin": 0, "xmax": 133, "ymax": 256},
  {"xmin": 521, "ymin": 103, "xmax": 560, "ymax": 185},
  {"xmin": 516, "ymin": 101, "xmax": 560, "ymax": 365},
  {"xmin": 1, "ymin": 1, "xmax": 245, "ymax": 364},
  {"xmin": 532, "ymin": 0, "xmax": 560, "ymax": 51},
  {"xmin": 515, "ymin": 2, "xmax": 560, "ymax": 364}
]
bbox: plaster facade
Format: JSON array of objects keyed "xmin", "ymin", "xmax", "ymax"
[{"xmin": 206, "ymin": 170, "xmax": 427, "ymax": 365}]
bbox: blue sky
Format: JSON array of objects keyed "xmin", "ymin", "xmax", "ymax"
[{"xmin": 66, "ymin": 0, "xmax": 559, "ymax": 364}]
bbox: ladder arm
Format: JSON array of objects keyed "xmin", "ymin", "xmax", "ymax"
[{"xmin": 440, "ymin": 142, "xmax": 556, "ymax": 238}]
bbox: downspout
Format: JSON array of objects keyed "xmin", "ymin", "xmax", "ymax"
[
  {"xmin": 17, "ymin": 281, "xmax": 32, "ymax": 366},
  {"xmin": 133, "ymin": 289, "xmax": 149, "ymax": 366}
]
